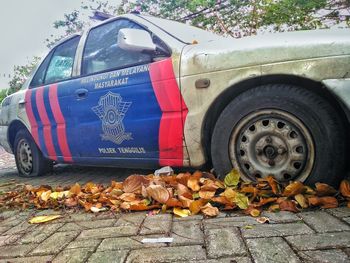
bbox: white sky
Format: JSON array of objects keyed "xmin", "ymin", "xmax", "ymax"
[{"xmin": 0, "ymin": 0, "xmax": 84, "ymax": 88}]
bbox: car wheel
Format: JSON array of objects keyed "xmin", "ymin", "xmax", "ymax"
[
  {"xmin": 14, "ymin": 129, "xmax": 53, "ymax": 177},
  {"xmin": 211, "ymin": 84, "xmax": 347, "ymax": 186}
]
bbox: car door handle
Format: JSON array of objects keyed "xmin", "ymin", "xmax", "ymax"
[
  {"xmin": 18, "ymin": 99, "xmax": 26, "ymax": 106},
  {"xmin": 75, "ymin": 89, "xmax": 88, "ymax": 100}
]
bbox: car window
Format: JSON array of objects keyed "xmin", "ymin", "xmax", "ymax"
[
  {"xmin": 82, "ymin": 19, "xmax": 152, "ymax": 75},
  {"xmin": 30, "ymin": 52, "xmax": 53, "ymax": 88},
  {"xmin": 44, "ymin": 36, "xmax": 80, "ymax": 84}
]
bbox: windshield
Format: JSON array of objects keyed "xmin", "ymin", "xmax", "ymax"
[{"xmin": 139, "ymin": 15, "xmax": 223, "ymax": 44}]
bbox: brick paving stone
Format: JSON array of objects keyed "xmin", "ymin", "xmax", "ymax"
[
  {"xmin": 0, "ymin": 255, "xmax": 54, "ymax": 263},
  {"xmin": 206, "ymin": 227, "xmax": 246, "ymax": 258},
  {"xmin": 87, "ymin": 250, "xmax": 129, "ymax": 263},
  {"xmin": 326, "ymin": 207, "xmax": 350, "ymax": 218},
  {"xmin": 299, "ymin": 211, "xmax": 350, "ymax": 233},
  {"xmin": 30, "ymin": 231, "xmax": 79, "ymax": 256},
  {"xmin": 52, "ymin": 248, "xmax": 93, "ymax": 263},
  {"xmin": 125, "ymin": 245, "xmax": 206, "ymax": 262},
  {"xmin": 0, "ymin": 214, "xmax": 29, "ymax": 227},
  {"xmin": 0, "ymin": 234, "xmax": 22, "ymax": 246},
  {"xmin": 298, "ymin": 249, "xmax": 349, "ymax": 263},
  {"xmin": 204, "ymin": 216, "xmax": 259, "ymax": 229},
  {"xmin": 181, "ymin": 258, "xmax": 252, "ymax": 263},
  {"xmin": 173, "ymin": 214, "xmax": 204, "ymax": 221},
  {"xmin": 63, "ymin": 211, "xmax": 117, "ymax": 222},
  {"xmin": 140, "ymin": 214, "xmax": 172, "ymax": 235},
  {"xmin": 344, "ymin": 248, "xmax": 350, "ymax": 256},
  {"xmin": 59, "ymin": 219, "xmax": 116, "ymax": 232},
  {"xmin": 260, "ymin": 211, "xmax": 301, "ymax": 223},
  {"xmin": 77, "ymin": 226, "xmax": 138, "ymax": 239},
  {"xmin": 343, "ymin": 217, "xmax": 350, "ymax": 224},
  {"xmin": 247, "ymin": 237, "xmax": 300, "ymax": 263},
  {"xmin": 19, "ymin": 223, "xmax": 64, "ymax": 244},
  {"xmin": 171, "ymin": 220, "xmax": 204, "ymax": 246},
  {"xmin": 286, "ymin": 231, "xmax": 350, "ymax": 250},
  {"xmin": 0, "ymin": 244, "xmax": 36, "ymax": 258},
  {"xmin": 242, "ymin": 222, "xmax": 314, "ymax": 238},
  {"xmin": 66, "ymin": 238, "xmax": 102, "ymax": 249},
  {"xmin": 114, "ymin": 212, "xmax": 145, "ymax": 227},
  {"xmin": 0, "ymin": 209, "xmax": 19, "ymax": 219},
  {"xmin": 0, "ymin": 227, "xmax": 9, "ymax": 234},
  {"xmin": 97, "ymin": 236, "xmax": 166, "ymax": 251},
  {"xmin": 4, "ymin": 220, "xmax": 35, "ymax": 235}
]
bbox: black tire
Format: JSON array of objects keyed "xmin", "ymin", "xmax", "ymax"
[
  {"xmin": 14, "ymin": 129, "xmax": 53, "ymax": 177},
  {"xmin": 211, "ymin": 84, "xmax": 347, "ymax": 187}
]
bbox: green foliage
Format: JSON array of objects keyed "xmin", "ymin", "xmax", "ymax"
[
  {"xmin": 0, "ymin": 89, "xmax": 7, "ymax": 104},
  {"xmin": 8, "ymin": 56, "xmax": 41, "ymax": 95}
]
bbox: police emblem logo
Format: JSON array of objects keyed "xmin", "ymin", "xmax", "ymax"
[{"xmin": 92, "ymin": 91, "xmax": 132, "ymax": 144}]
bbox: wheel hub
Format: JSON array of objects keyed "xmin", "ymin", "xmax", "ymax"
[
  {"xmin": 16, "ymin": 139, "xmax": 33, "ymax": 175},
  {"xmin": 229, "ymin": 110, "xmax": 315, "ymax": 182}
]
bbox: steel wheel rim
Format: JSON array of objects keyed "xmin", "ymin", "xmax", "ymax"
[
  {"xmin": 229, "ymin": 109, "xmax": 315, "ymax": 182},
  {"xmin": 16, "ymin": 139, "xmax": 33, "ymax": 175}
]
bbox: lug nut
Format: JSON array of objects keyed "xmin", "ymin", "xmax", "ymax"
[
  {"xmin": 277, "ymin": 147, "xmax": 287, "ymax": 155},
  {"xmin": 268, "ymin": 160, "xmax": 275, "ymax": 166},
  {"xmin": 265, "ymin": 136, "xmax": 272, "ymax": 143}
]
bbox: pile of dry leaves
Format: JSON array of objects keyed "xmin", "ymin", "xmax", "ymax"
[{"xmin": 1, "ymin": 169, "xmax": 350, "ymax": 217}]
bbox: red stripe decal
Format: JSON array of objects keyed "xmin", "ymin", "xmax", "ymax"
[
  {"xmin": 24, "ymin": 89, "xmax": 40, "ymax": 147},
  {"xmin": 48, "ymin": 84, "xmax": 73, "ymax": 162},
  {"xmin": 36, "ymin": 87, "xmax": 57, "ymax": 160},
  {"xmin": 149, "ymin": 58, "xmax": 188, "ymax": 166}
]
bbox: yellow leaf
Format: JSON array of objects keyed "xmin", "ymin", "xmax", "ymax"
[
  {"xmin": 50, "ymin": 191, "xmax": 70, "ymax": 200},
  {"xmin": 173, "ymin": 207, "xmax": 191, "ymax": 217},
  {"xmin": 294, "ymin": 194, "xmax": 308, "ymax": 209},
  {"xmin": 249, "ymin": 209, "xmax": 261, "ymax": 217},
  {"xmin": 235, "ymin": 192, "xmax": 249, "ymax": 209},
  {"xmin": 40, "ymin": 190, "xmax": 52, "ymax": 202},
  {"xmin": 223, "ymin": 188, "xmax": 236, "ymax": 203},
  {"xmin": 29, "ymin": 215, "xmax": 61, "ymax": 224},
  {"xmin": 224, "ymin": 169, "xmax": 240, "ymax": 187}
]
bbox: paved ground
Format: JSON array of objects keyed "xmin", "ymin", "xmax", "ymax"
[{"xmin": 1, "ymin": 149, "xmax": 350, "ymax": 262}]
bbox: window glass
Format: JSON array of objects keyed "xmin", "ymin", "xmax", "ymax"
[
  {"xmin": 45, "ymin": 36, "xmax": 80, "ymax": 84},
  {"xmin": 82, "ymin": 19, "xmax": 152, "ymax": 75},
  {"xmin": 30, "ymin": 52, "xmax": 53, "ymax": 87}
]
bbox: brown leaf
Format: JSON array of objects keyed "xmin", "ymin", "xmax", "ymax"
[
  {"xmin": 119, "ymin": 193, "xmax": 136, "ymax": 202},
  {"xmin": 189, "ymin": 199, "xmax": 207, "ymax": 215},
  {"xmin": 340, "ymin": 180, "xmax": 350, "ymax": 198},
  {"xmin": 177, "ymin": 184, "xmax": 192, "ymax": 198},
  {"xmin": 319, "ymin": 196, "xmax": 338, "ymax": 208},
  {"xmin": 266, "ymin": 175, "xmax": 280, "ymax": 195},
  {"xmin": 166, "ymin": 198, "xmax": 183, "ymax": 207},
  {"xmin": 187, "ymin": 177, "xmax": 200, "ymax": 192},
  {"xmin": 211, "ymin": 196, "xmax": 232, "ymax": 205},
  {"xmin": 257, "ymin": 197, "xmax": 278, "ymax": 206},
  {"xmin": 282, "ymin": 181, "xmax": 305, "ymax": 197},
  {"xmin": 146, "ymin": 185, "xmax": 170, "ymax": 204},
  {"xmin": 176, "ymin": 173, "xmax": 190, "ymax": 185},
  {"xmin": 315, "ymin": 183, "xmax": 337, "ymax": 196},
  {"xmin": 123, "ymin": 175, "xmax": 148, "ymax": 193},
  {"xmin": 279, "ymin": 200, "xmax": 299, "ymax": 213},
  {"xmin": 64, "ymin": 198, "xmax": 78, "ymax": 207},
  {"xmin": 201, "ymin": 203, "xmax": 219, "ymax": 217},
  {"xmin": 198, "ymin": 190, "xmax": 215, "ymax": 199},
  {"xmin": 69, "ymin": 183, "xmax": 81, "ymax": 195}
]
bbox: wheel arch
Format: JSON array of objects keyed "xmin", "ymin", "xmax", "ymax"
[
  {"xmin": 8, "ymin": 120, "xmax": 31, "ymax": 152},
  {"xmin": 202, "ymin": 74, "xmax": 350, "ymax": 164}
]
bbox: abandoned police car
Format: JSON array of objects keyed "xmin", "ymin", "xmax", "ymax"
[{"xmin": 1, "ymin": 14, "xmax": 350, "ymax": 186}]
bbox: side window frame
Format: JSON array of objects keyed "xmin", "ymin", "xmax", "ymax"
[
  {"xmin": 80, "ymin": 18, "xmax": 170, "ymax": 77},
  {"xmin": 29, "ymin": 35, "xmax": 81, "ymax": 89}
]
